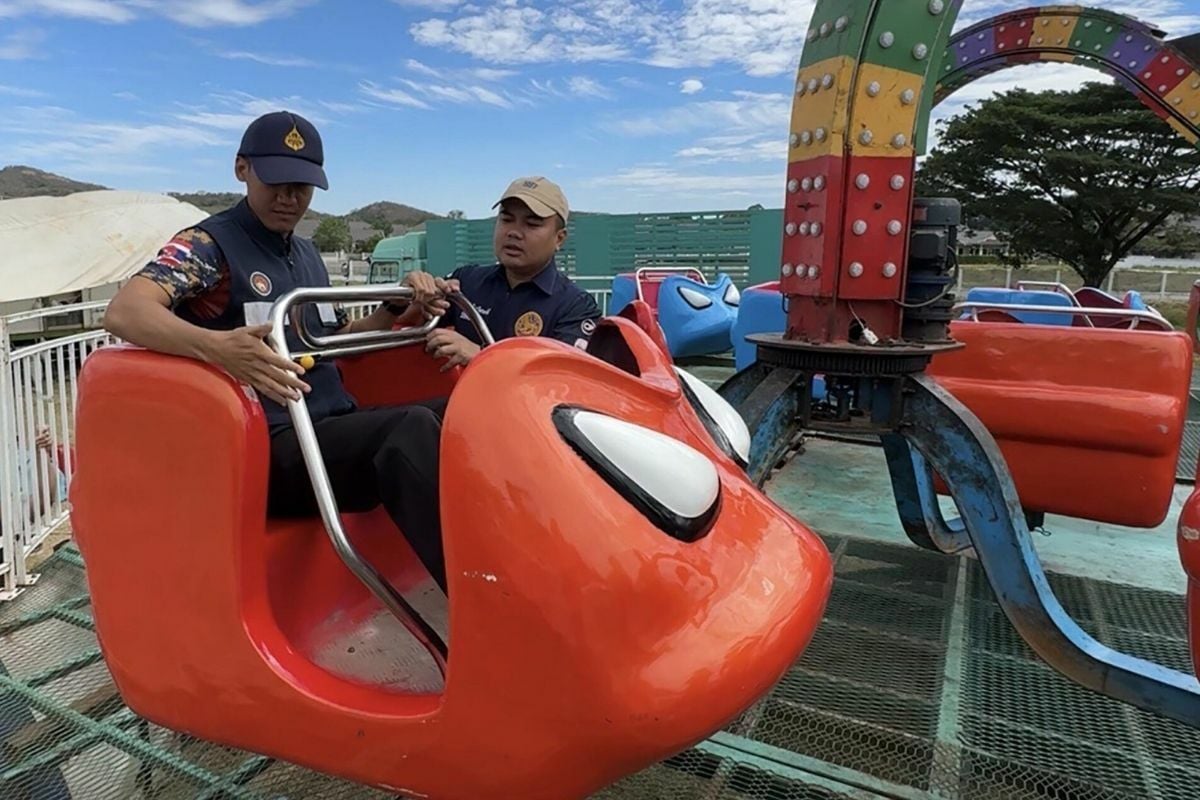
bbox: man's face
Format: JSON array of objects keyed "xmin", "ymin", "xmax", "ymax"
[
  {"xmin": 236, "ymin": 156, "xmax": 314, "ymax": 234},
  {"xmin": 493, "ymin": 198, "xmax": 566, "ymax": 273}
]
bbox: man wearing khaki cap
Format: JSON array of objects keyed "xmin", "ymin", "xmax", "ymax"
[{"xmin": 425, "ymin": 176, "xmax": 602, "ymax": 370}]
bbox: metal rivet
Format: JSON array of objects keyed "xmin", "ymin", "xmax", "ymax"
[
  {"xmin": 822, "ymin": 73, "xmax": 834, "ymax": 89},
  {"xmin": 1074, "ymin": 40, "xmax": 1082, "ymax": 47},
  {"xmin": 1017, "ymin": 39, "xmax": 1024, "ymax": 46},
  {"xmin": 1019, "ymin": 21, "xmax": 1026, "ymax": 28},
  {"xmin": 1042, "ymin": 19, "xmax": 1049, "ymax": 26},
  {"xmin": 787, "ymin": 179, "xmax": 799, "ymax": 193},
  {"xmin": 1145, "ymin": 44, "xmax": 1152, "ymax": 51},
  {"xmin": 867, "ymin": 81, "xmax": 881, "ymax": 97},
  {"xmin": 913, "ymin": 43, "xmax": 928, "ymax": 60},
  {"xmin": 806, "ymin": 29, "xmax": 817, "ymax": 42},
  {"xmin": 998, "ymin": 43, "xmax": 1006, "ymax": 50},
  {"xmin": 1193, "ymin": 80, "xmax": 1200, "ymax": 89},
  {"xmin": 814, "ymin": 176, "xmax": 826, "ymax": 190},
  {"xmin": 1174, "ymin": 97, "xmax": 1182, "ymax": 104},
  {"xmin": 1083, "ymin": 20, "xmax": 1092, "ymax": 28},
  {"xmin": 1093, "ymin": 44, "xmax": 1101, "ymax": 51},
  {"xmin": 801, "ymin": 177, "xmax": 813, "ymax": 191},
  {"xmin": 820, "ymin": 21, "xmax": 831, "ymax": 37},
  {"xmin": 1105, "ymin": 26, "xmax": 1112, "ymax": 33},
  {"xmin": 782, "ymin": 263, "xmax": 794, "ymax": 277},
  {"xmin": 848, "ymin": 262, "xmax": 864, "ymax": 278},
  {"xmin": 890, "ymin": 174, "xmax": 906, "ymax": 190},
  {"xmin": 959, "ymin": 41, "xmax": 966, "ymax": 49},
  {"xmin": 1179, "ymin": 68, "xmax": 1187, "ymax": 76},
  {"xmin": 978, "ymin": 33, "xmax": 985, "ymax": 40},
  {"xmin": 1159, "ymin": 85, "xmax": 1168, "ymax": 92},
  {"xmin": 892, "ymin": 133, "xmax": 908, "ymax": 148},
  {"xmin": 860, "ymin": 130, "xmax": 874, "ymax": 145},
  {"xmin": 883, "ymin": 262, "xmax": 898, "ymax": 278},
  {"xmin": 808, "ymin": 266, "xmax": 819, "ymax": 279},
  {"xmin": 796, "ymin": 82, "xmax": 806, "ymax": 96},
  {"xmin": 1192, "ymin": 111, "xmax": 1198, "ymax": 118},
  {"xmin": 999, "ymin": 25, "xmax": 1006, "ymax": 33},
  {"xmin": 808, "ymin": 78, "xmax": 819, "ymax": 93},
  {"xmin": 799, "ymin": 222, "xmax": 811, "ymax": 235},
  {"xmin": 811, "ymin": 222, "xmax": 823, "ymax": 236},
  {"xmin": 901, "ymin": 88, "xmax": 915, "ymax": 105},
  {"xmin": 1062, "ymin": 19, "xmax": 1069, "ymax": 26},
  {"xmin": 1126, "ymin": 35, "xmax": 1134, "ymax": 42},
  {"xmin": 1144, "ymin": 71, "xmax": 1152, "ymax": 79},
  {"xmin": 980, "ymin": 48, "xmax": 987, "ymax": 55},
  {"xmin": 1114, "ymin": 51, "xmax": 1121, "ymax": 59},
  {"xmin": 1163, "ymin": 56, "xmax": 1171, "ymax": 64},
  {"xmin": 855, "ymin": 173, "xmax": 870, "ymax": 189},
  {"xmin": 852, "ymin": 220, "xmax": 867, "ymax": 235},
  {"xmin": 789, "ymin": 133, "xmax": 799, "ymax": 146},
  {"xmin": 801, "ymin": 130, "xmax": 813, "ymax": 144},
  {"xmin": 928, "ymin": 0, "xmax": 944, "ymax": 13},
  {"xmin": 1130, "ymin": 61, "xmax": 1137, "ymax": 68},
  {"xmin": 1036, "ymin": 37, "xmax": 1044, "ymax": 44},
  {"xmin": 888, "ymin": 220, "xmax": 903, "ymax": 235},
  {"xmin": 880, "ymin": 31, "xmax": 895, "ymax": 48},
  {"xmin": 835, "ymin": 15, "xmax": 849, "ymax": 31},
  {"xmin": 815, "ymin": 127, "xmax": 827, "ymax": 141},
  {"xmin": 785, "ymin": 223, "xmax": 797, "ymax": 236}
]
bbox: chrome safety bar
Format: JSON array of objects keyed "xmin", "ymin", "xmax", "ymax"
[
  {"xmin": 1013, "ymin": 281, "xmax": 1082, "ymax": 306},
  {"xmin": 267, "ymin": 284, "xmax": 496, "ymax": 674},
  {"xmin": 954, "ymin": 301, "xmax": 1170, "ymax": 330},
  {"xmin": 634, "ymin": 266, "xmax": 708, "ymax": 302}
]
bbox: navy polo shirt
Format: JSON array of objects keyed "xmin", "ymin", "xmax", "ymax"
[{"xmin": 441, "ymin": 259, "xmax": 601, "ymax": 348}]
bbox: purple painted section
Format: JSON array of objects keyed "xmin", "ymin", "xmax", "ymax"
[
  {"xmin": 1109, "ymin": 29, "xmax": 1161, "ymax": 76},
  {"xmin": 953, "ymin": 24, "xmax": 998, "ymax": 72}
]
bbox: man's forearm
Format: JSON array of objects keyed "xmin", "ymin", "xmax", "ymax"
[{"xmin": 103, "ymin": 289, "xmax": 220, "ymax": 363}]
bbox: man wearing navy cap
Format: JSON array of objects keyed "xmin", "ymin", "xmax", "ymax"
[
  {"xmin": 103, "ymin": 111, "xmax": 452, "ymax": 593},
  {"xmin": 425, "ymin": 176, "xmax": 602, "ymax": 370}
]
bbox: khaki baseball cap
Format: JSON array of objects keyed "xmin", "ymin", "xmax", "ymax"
[{"xmin": 494, "ymin": 176, "xmax": 569, "ymax": 223}]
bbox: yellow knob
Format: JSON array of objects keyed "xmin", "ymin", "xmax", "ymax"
[{"xmin": 298, "ymin": 355, "xmax": 315, "ymax": 370}]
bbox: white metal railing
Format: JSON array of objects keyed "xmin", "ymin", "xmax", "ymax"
[
  {"xmin": 571, "ymin": 276, "xmax": 615, "ymax": 315},
  {"xmin": 1, "ymin": 301, "xmax": 113, "ymax": 598}
]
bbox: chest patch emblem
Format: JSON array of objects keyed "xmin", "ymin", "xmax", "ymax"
[
  {"xmin": 250, "ymin": 271, "xmax": 273, "ymax": 297},
  {"xmin": 514, "ymin": 310, "xmax": 544, "ymax": 336}
]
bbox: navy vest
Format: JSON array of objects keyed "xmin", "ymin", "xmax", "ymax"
[{"xmin": 181, "ymin": 199, "xmax": 355, "ymax": 428}]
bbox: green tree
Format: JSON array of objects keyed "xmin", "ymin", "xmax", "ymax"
[
  {"xmin": 359, "ymin": 231, "xmax": 386, "ymax": 253},
  {"xmin": 1132, "ymin": 219, "xmax": 1200, "ymax": 258},
  {"xmin": 312, "ymin": 217, "xmax": 351, "ymax": 253},
  {"xmin": 917, "ymin": 82, "xmax": 1200, "ymax": 286},
  {"xmin": 447, "ymin": 209, "xmax": 465, "ymax": 219}
]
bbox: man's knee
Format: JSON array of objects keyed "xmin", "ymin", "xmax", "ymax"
[{"xmin": 373, "ymin": 406, "xmax": 441, "ymax": 480}]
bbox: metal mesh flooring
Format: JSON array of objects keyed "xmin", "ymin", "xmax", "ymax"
[{"xmin": 1, "ymin": 537, "xmax": 1196, "ymax": 799}]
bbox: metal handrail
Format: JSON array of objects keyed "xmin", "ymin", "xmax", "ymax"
[
  {"xmin": 954, "ymin": 301, "xmax": 1171, "ymax": 330},
  {"xmin": 267, "ymin": 284, "xmax": 497, "ymax": 675},
  {"xmin": 1013, "ymin": 281, "xmax": 1081, "ymax": 306},
  {"xmin": 634, "ymin": 266, "xmax": 707, "ymax": 302}
]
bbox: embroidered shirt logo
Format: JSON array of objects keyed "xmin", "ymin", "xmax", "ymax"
[
  {"xmin": 250, "ymin": 271, "xmax": 273, "ymax": 296},
  {"xmin": 514, "ymin": 310, "xmax": 544, "ymax": 336}
]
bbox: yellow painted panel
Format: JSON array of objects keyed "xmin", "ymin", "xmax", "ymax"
[
  {"xmin": 1027, "ymin": 14, "xmax": 1080, "ymax": 49},
  {"xmin": 847, "ymin": 62, "xmax": 923, "ymax": 158},
  {"xmin": 790, "ymin": 55, "xmax": 855, "ymax": 163},
  {"xmin": 1163, "ymin": 71, "xmax": 1200, "ymax": 138}
]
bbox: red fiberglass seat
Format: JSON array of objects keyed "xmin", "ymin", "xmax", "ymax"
[
  {"xmin": 69, "ymin": 304, "xmax": 832, "ymax": 799},
  {"xmin": 928, "ymin": 321, "xmax": 1192, "ymax": 528}
]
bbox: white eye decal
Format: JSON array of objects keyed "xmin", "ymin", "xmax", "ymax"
[
  {"xmin": 723, "ymin": 283, "xmax": 741, "ymax": 306},
  {"xmin": 678, "ymin": 285, "xmax": 713, "ymax": 309},
  {"xmin": 674, "ymin": 367, "xmax": 751, "ymax": 466},
  {"xmin": 554, "ymin": 407, "xmax": 720, "ymax": 541}
]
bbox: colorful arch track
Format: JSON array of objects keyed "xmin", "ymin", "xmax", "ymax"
[{"xmin": 935, "ymin": 6, "xmax": 1200, "ymax": 145}]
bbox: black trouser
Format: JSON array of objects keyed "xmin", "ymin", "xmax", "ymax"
[{"xmin": 267, "ymin": 398, "xmax": 449, "ymax": 592}]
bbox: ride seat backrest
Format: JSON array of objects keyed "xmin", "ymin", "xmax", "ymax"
[
  {"xmin": 929, "ymin": 322, "xmax": 1193, "ymax": 528},
  {"xmin": 1073, "ymin": 287, "xmax": 1123, "ymax": 308},
  {"xmin": 964, "ymin": 288, "xmax": 1074, "ymax": 326}
]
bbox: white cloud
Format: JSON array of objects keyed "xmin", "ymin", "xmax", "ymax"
[
  {"xmin": 403, "ymin": 0, "xmax": 1200, "ymax": 79},
  {"xmin": 584, "ymin": 165, "xmax": 781, "ymax": 196},
  {"xmin": 392, "ymin": 0, "xmax": 461, "ymax": 8},
  {"xmin": 567, "ymin": 75, "xmax": 612, "ymax": 99},
  {"xmin": 359, "ymin": 80, "xmax": 431, "ymax": 110},
  {"xmin": 401, "ymin": 78, "xmax": 512, "ymax": 107},
  {"xmin": 217, "ymin": 49, "xmax": 317, "ymax": 67},
  {"xmin": 606, "ymin": 90, "xmax": 789, "ymax": 137},
  {"xmin": 0, "ymin": 0, "xmax": 315, "ymax": 26},
  {"xmin": 173, "ymin": 91, "xmax": 337, "ymax": 131},
  {"xmin": 680, "ymin": 78, "xmax": 703, "ymax": 95},
  {"xmin": 0, "ymin": 83, "xmax": 45, "ymax": 97},
  {"xmin": 112, "ymin": 90, "xmax": 138, "ymax": 100},
  {"xmin": 0, "ymin": 29, "xmax": 45, "ymax": 59}
]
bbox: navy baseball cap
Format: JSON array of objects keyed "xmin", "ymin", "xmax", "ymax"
[{"xmin": 238, "ymin": 111, "xmax": 328, "ymax": 190}]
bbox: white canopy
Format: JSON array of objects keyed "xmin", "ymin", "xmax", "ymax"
[{"xmin": 0, "ymin": 190, "xmax": 208, "ymax": 302}]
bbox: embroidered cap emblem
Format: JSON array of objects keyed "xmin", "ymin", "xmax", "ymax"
[{"xmin": 284, "ymin": 125, "xmax": 305, "ymax": 152}]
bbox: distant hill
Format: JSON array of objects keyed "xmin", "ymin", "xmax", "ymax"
[
  {"xmin": 347, "ymin": 201, "xmax": 441, "ymax": 229},
  {"xmin": 3, "ymin": 165, "xmax": 443, "ymax": 247},
  {"xmin": 0, "ymin": 165, "xmax": 106, "ymax": 199}
]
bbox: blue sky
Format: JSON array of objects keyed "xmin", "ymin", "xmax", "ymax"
[{"xmin": 2, "ymin": 0, "xmax": 1200, "ymax": 217}]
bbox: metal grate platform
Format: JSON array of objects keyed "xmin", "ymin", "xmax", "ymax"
[{"xmin": 1, "ymin": 538, "xmax": 1196, "ymax": 799}]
